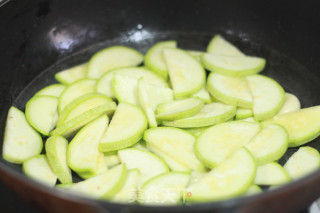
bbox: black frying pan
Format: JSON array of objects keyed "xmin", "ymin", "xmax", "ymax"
[{"xmin": 0, "ymin": 0, "xmax": 320, "ymax": 212}]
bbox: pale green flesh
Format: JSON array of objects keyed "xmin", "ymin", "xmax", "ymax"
[
  {"xmin": 34, "ymin": 84, "xmax": 66, "ymax": 97},
  {"xmin": 50, "ymin": 103, "xmax": 116, "ymax": 138},
  {"xmin": 67, "ymin": 164, "xmax": 127, "ymax": 199},
  {"xmin": 95, "ymin": 67, "xmax": 169, "ymax": 99},
  {"xmin": 186, "ymin": 148, "xmax": 256, "ymax": 202},
  {"xmin": 183, "ymin": 126, "xmax": 211, "ymax": 137},
  {"xmin": 58, "ymin": 79, "xmax": 96, "ymax": 113},
  {"xmin": 147, "ymin": 143, "xmax": 191, "ymax": 172},
  {"xmin": 254, "ymin": 162, "xmax": 291, "ymax": 185},
  {"xmin": 247, "ymin": 75, "xmax": 285, "ymax": 120},
  {"xmin": 245, "ymin": 185, "xmax": 262, "ymax": 196},
  {"xmin": 87, "ymin": 46, "xmax": 144, "ymax": 79},
  {"xmin": 139, "ymin": 172, "xmax": 190, "ymax": 205},
  {"xmin": 192, "ymin": 86, "xmax": 211, "ymax": 104},
  {"xmin": 113, "ymin": 74, "xmax": 139, "ymax": 105},
  {"xmin": 245, "ymin": 124, "xmax": 288, "ymax": 165},
  {"xmin": 3, "ymin": 107, "xmax": 42, "ymax": 164},
  {"xmin": 202, "ymin": 54, "xmax": 266, "ymax": 76},
  {"xmin": 78, "ymin": 153, "xmax": 108, "ymax": 179},
  {"xmin": 145, "ymin": 40, "xmax": 177, "ymax": 79},
  {"xmin": 118, "ymin": 148, "xmax": 169, "ymax": 186},
  {"xmin": 195, "ymin": 121, "xmax": 261, "ymax": 168},
  {"xmin": 55, "ymin": 63, "xmax": 88, "ymax": 85},
  {"xmin": 277, "ymin": 93, "xmax": 301, "ymax": 115},
  {"xmin": 207, "ymin": 73, "xmax": 253, "ymax": 108},
  {"xmin": 45, "ymin": 135, "xmax": 72, "ymax": 184},
  {"xmin": 104, "ymin": 152, "xmax": 121, "ymax": 168},
  {"xmin": 22, "ymin": 155, "xmax": 57, "ymax": 186},
  {"xmin": 235, "ymin": 108, "xmax": 253, "ymax": 120},
  {"xmin": 207, "ymin": 35, "xmax": 245, "ymax": 56},
  {"xmin": 99, "ymin": 103, "xmax": 147, "ymax": 152},
  {"xmin": 156, "ymin": 98, "xmax": 204, "ymax": 121},
  {"xmin": 186, "ymin": 50, "xmax": 204, "ymax": 63},
  {"xmin": 57, "ymin": 93, "xmax": 113, "ymax": 127},
  {"xmin": 25, "ymin": 95, "xmax": 59, "ymax": 135},
  {"xmin": 284, "ymin": 147, "xmax": 320, "ymax": 180},
  {"xmin": 67, "ymin": 115, "xmax": 109, "ymax": 174},
  {"xmin": 262, "ymin": 106, "xmax": 320, "ymax": 147},
  {"xmin": 112, "ymin": 169, "xmax": 140, "ymax": 203},
  {"xmin": 138, "ymin": 78, "xmax": 158, "ymax": 128},
  {"xmin": 144, "ymin": 127, "xmax": 206, "ymax": 172},
  {"xmin": 143, "ymin": 81, "xmax": 173, "ymax": 110},
  {"xmin": 162, "ymin": 102, "xmax": 236, "ymax": 128},
  {"xmin": 163, "ymin": 48, "xmax": 205, "ymax": 98}
]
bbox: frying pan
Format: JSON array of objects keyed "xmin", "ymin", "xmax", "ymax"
[{"xmin": 0, "ymin": 0, "xmax": 320, "ymax": 212}]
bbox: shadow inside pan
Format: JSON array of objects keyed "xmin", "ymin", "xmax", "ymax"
[{"xmin": 5, "ymin": 30, "xmax": 320, "ymax": 195}]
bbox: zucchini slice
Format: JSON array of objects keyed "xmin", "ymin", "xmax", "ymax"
[
  {"xmin": 247, "ymin": 74, "xmax": 285, "ymax": 120},
  {"xmin": 104, "ymin": 152, "xmax": 121, "ymax": 168},
  {"xmin": 139, "ymin": 172, "xmax": 190, "ymax": 205},
  {"xmin": 144, "ymin": 127, "xmax": 206, "ymax": 172},
  {"xmin": 145, "ymin": 40, "xmax": 177, "ymax": 79},
  {"xmin": 78, "ymin": 153, "xmax": 108, "ymax": 179},
  {"xmin": 162, "ymin": 102, "xmax": 236, "ymax": 128},
  {"xmin": 277, "ymin": 93, "xmax": 301, "ymax": 115},
  {"xmin": 45, "ymin": 135, "xmax": 72, "ymax": 184},
  {"xmin": 55, "ymin": 63, "xmax": 88, "ymax": 85},
  {"xmin": 25, "ymin": 95, "xmax": 59, "ymax": 135},
  {"xmin": 186, "ymin": 148, "xmax": 256, "ymax": 202},
  {"xmin": 195, "ymin": 121, "xmax": 261, "ymax": 168},
  {"xmin": 34, "ymin": 84, "xmax": 66, "ymax": 97},
  {"xmin": 113, "ymin": 74, "xmax": 139, "ymax": 105},
  {"xmin": 192, "ymin": 86, "xmax": 211, "ymax": 104},
  {"xmin": 263, "ymin": 106, "xmax": 320, "ymax": 147},
  {"xmin": 207, "ymin": 73, "xmax": 253, "ymax": 108},
  {"xmin": 95, "ymin": 67, "xmax": 169, "ymax": 99},
  {"xmin": 235, "ymin": 108, "xmax": 253, "ymax": 120},
  {"xmin": 254, "ymin": 162, "xmax": 291, "ymax": 185},
  {"xmin": 3, "ymin": 107, "xmax": 42, "ymax": 164},
  {"xmin": 118, "ymin": 148, "xmax": 169, "ymax": 186},
  {"xmin": 99, "ymin": 103, "xmax": 148, "ymax": 152},
  {"xmin": 284, "ymin": 147, "xmax": 320, "ymax": 179},
  {"xmin": 87, "ymin": 46, "xmax": 144, "ymax": 79},
  {"xmin": 245, "ymin": 185, "xmax": 262, "ymax": 196},
  {"xmin": 22, "ymin": 155, "xmax": 57, "ymax": 186},
  {"xmin": 163, "ymin": 47, "xmax": 205, "ymax": 98},
  {"xmin": 206, "ymin": 35, "xmax": 244, "ymax": 56},
  {"xmin": 245, "ymin": 124, "xmax": 288, "ymax": 165}
]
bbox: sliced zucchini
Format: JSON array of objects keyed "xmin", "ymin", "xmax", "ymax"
[
  {"xmin": 50, "ymin": 103, "xmax": 116, "ymax": 138},
  {"xmin": 192, "ymin": 86, "xmax": 211, "ymax": 104},
  {"xmin": 202, "ymin": 54, "xmax": 266, "ymax": 77},
  {"xmin": 55, "ymin": 63, "xmax": 88, "ymax": 85},
  {"xmin": 186, "ymin": 50, "xmax": 204, "ymax": 63},
  {"xmin": 183, "ymin": 126, "xmax": 210, "ymax": 137},
  {"xmin": 22, "ymin": 155, "xmax": 57, "ymax": 186},
  {"xmin": 34, "ymin": 84, "xmax": 66, "ymax": 97},
  {"xmin": 284, "ymin": 147, "xmax": 320, "ymax": 179},
  {"xmin": 156, "ymin": 98, "xmax": 204, "ymax": 121},
  {"xmin": 104, "ymin": 152, "xmax": 120, "ymax": 168},
  {"xmin": 235, "ymin": 108, "xmax": 253, "ymax": 120},
  {"xmin": 263, "ymin": 106, "xmax": 320, "ymax": 147},
  {"xmin": 139, "ymin": 172, "xmax": 190, "ymax": 205},
  {"xmin": 254, "ymin": 162, "xmax": 291, "ymax": 185},
  {"xmin": 67, "ymin": 115, "xmax": 109, "ymax": 174},
  {"xmin": 118, "ymin": 148, "xmax": 169, "ymax": 186},
  {"xmin": 25, "ymin": 95, "xmax": 59, "ymax": 135},
  {"xmin": 144, "ymin": 127, "xmax": 206, "ymax": 172},
  {"xmin": 112, "ymin": 169, "xmax": 141, "ymax": 203},
  {"xmin": 58, "ymin": 79, "xmax": 96, "ymax": 113},
  {"xmin": 99, "ymin": 103, "xmax": 148, "ymax": 152},
  {"xmin": 3, "ymin": 107, "xmax": 42, "ymax": 164},
  {"xmin": 277, "ymin": 93, "xmax": 301, "ymax": 115},
  {"xmin": 113, "ymin": 74, "xmax": 139, "ymax": 105},
  {"xmin": 195, "ymin": 121, "xmax": 261, "ymax": 168},
  {"xmin": 147, "ymin": 143, "xmax": 191, "ymax": 172},
  {"xmin": 67, "ymin": 164, "xmax": 127, "ymax": 199},
  {"xmin": 163, "ymin": 48, "xmax": 205, "ymax": 98},
  {"xmin": 206, "ymin": 35, "xmax": 244, "ymax": 56},
  {"xmin": 245, "ymin": 185, "xmax": 262, "ymax": 196},
  {"xmin": 186, "ymin": 148, "xmax": 256, "ymax": 202},
  {"xmin": 45, "ymin": 135, "xmax": 72, "ymax": 184},
  {"xmin": 95, "ymin": 67, "xmax": 169, "ymax": 99},
  {"xmin": 245, "ymin": 124, "xmax": 288, "ymax": 165},
  {"xmin": 247, "ymin": 74, "xmax": 285, "ymax": 120},
  {"xmin": 87, "ymin": 46, "xmax": 144, "ymax": 79},
  {"xmin": 57, "ymin": 93, "xmax": 113, "ymax": 127},
  {"xmin": 162, "ymin": 102, "xmax": 236, "ymax": 128},
  {"xmin": 207, "ymin": 73, "xmax": 253, "ymax": 108},
  {"xmin": 78, "ymin": 153, "xmax": 108, "ymax": 179},
  {"xmin": 145, "ymin": 40, "xmax": 177, "ymax": 79}
]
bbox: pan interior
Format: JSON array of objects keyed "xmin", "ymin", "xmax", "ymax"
[{"xmin": 3, "ymin": 30, "xmax": 320, "ymax": 186}]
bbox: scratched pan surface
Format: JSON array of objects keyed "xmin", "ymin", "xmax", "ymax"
[{"xmin": 0, "ymin": 0, "xmax": 320, "ymax": 213}]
